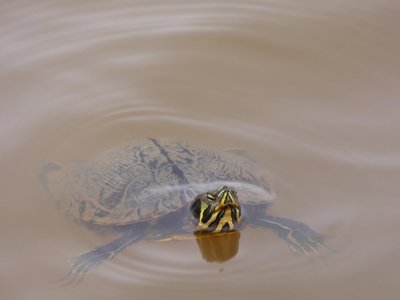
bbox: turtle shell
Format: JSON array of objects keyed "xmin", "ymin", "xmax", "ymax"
[{"xmin": 44, "ymin": 138, "xmax": 276, "ymax": 226}]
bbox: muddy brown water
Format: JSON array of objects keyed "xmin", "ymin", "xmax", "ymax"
[{"xmin": 1, "ymin": 1, "xmax": 400, "ymax": 299}]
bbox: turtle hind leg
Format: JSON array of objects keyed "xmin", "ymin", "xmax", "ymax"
[
  {"xmin": 64, "ymin": 230, "xmax": 144, "ymax": 284},
  {"xmin": 254, "ymin": 215, "xmax": 324, "ymax": 254},
  {"xmin": 39, "ymin": 162, "xmax": 63, "ymax": 189}
]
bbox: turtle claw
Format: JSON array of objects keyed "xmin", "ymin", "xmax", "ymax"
[
  {"xmin": 256, "ymin": 215, "xmax": 325, "ymax": 255},
  {"xmin": 285, "ymin": 228, "xmax": 324, "ymax": 255},
  {"xmin": 60, "ymin": 231, "xmax": 143, "ymax": 284},
  {"xmin": 60, "ymin": 247, "xmax": 115, "ymax": 284}
]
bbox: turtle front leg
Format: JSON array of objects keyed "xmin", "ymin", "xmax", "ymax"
[
  {"xmin": 253, "ymin": 215, "xmax": 324, "ymax": 254},
  {"xmin": 64, "ymin": 230, "xmax": 144, "ymax": 283}
]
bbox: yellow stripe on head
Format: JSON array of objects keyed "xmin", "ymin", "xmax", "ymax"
[{"xmin": 192, "ymin": 186, "xmax": 242, "ymax": 233}]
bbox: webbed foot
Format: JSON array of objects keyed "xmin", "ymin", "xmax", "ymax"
[
  {"xmin": 255, "ymin": 215, "xmax": 324, "ymax": 254},
  {"xmin": 62, "ymin": 231, "xmax": 143, "ymax": 284}
]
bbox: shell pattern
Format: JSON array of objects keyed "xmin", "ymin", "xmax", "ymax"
[{"xmin": 45, "ymin": 138, "xmax": 276, "ymax": 226}]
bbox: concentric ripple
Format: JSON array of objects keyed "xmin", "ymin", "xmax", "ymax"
[{"xmin": 1, "ymin": 0, "xmax": 400, "ymax": 297}]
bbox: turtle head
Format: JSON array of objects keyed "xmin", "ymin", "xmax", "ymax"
[{"xmin": 190, "ymin": 186, "xmax": 241, "ymax": 233}]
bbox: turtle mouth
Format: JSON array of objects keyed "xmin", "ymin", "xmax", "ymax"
[
  {"xmin": 214, "ymin": 202, "xmax": 239, "ymax": 213},
  {"xmin": 198, "ymin": 204, "xmax": 241, "ymax": 233},
  {"xmin": 204, "ymin": 206, "xmax": 241, "ymax": 233}
]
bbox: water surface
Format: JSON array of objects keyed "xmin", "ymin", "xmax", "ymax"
[{"xmin": 1, "ymin": 1, "xmax": 400, "ymax": 299}]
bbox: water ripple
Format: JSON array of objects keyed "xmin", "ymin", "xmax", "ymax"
[{"xmin": 78, "ymin": 105, "xmax": 400, "ymax": 169}]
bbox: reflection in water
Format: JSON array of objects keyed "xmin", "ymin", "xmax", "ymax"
[
  {"xmin": 1, "ymin": 0, "xmax": 400, "ymax": 299},
  {"xmin": 194, "ymin": 231, "xmax": 240, "ymax": 263},
  {"xmin": 41, "ymin": 137, "xmax": 325, "ymax": 282}
]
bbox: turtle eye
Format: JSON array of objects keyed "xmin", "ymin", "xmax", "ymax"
[
  {"xmin": 206, "ymin": 193, "xmax": 216, "ymax": 202},
  {"xmin": 190, "ymin": 198, "xmax": 201, "ymax": 219}
]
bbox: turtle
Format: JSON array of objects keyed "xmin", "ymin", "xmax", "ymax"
[{"xmin": 41, "ymin": 138, "xmax": 323, "ymax": 281}]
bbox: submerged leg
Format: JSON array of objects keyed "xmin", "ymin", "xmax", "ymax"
[
  {"xmin": 253, "ymin": 215, "xmax": 324, "ymax": 254},
  {"xmin": 65, "ymin": 230, "xmax": 143, "ymax": 283}
]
